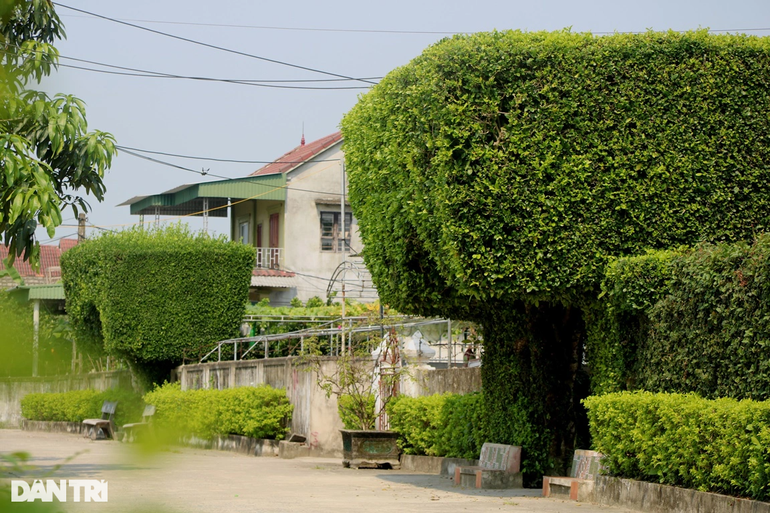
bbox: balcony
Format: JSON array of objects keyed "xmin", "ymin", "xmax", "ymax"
[{"xmin": 256, "ymin": 247, "xmax": 284, "ymax": 269}]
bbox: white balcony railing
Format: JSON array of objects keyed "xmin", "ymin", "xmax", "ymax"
[{"xmin": 256, "ymin": 247, "xmax": 283, "ymax": 269}]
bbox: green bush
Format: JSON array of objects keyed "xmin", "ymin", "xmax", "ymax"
[
  {"xmin": 61, "ymin": 225, "xmax": 255, "ymax": 380},
  {"xmin": 584, "ymin": 391, "xmax": 770, "ymax": 501},
  {"xmin": 143, "ymin": 382, "xmax": 293, "ymax": 440},
  {"xmin": 338, "ymin": 393, "xmax": 375, "ymax": 430},
  {"xmin": 387, "ymin": 392, "xmax": 487, "ymax": 460},
  {"xmin": 21, "ymin": 388, "xmax": 144, "ymax": 426},
  {"xmin": 587, "ymin": 236, "xmax": 770, "ymax": 400},
  {"xmin": 585, "ymin": 249, "xmax": 683, "ymax": 394}
]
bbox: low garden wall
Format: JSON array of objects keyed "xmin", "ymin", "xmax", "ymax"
[{"xmin": 0, "ymin": 370, "xmax": 136, "ymax": 427}]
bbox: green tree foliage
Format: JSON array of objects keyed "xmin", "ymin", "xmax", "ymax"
[
  {"xmin": 0, "ymin": 0, "xmax": 116, "ymax": 267},
  {"xmin": 584, "ymin": 391, "xmax": 770, "ymax": 501},
  {"xmin": 341, "ymin": 30, "xmax": 770, "ymax": 479},
  {"xmin": 60, "ymin": 225, "xmax": 255, "ymax": 383}
]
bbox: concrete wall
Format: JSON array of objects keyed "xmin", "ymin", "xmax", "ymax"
[
  {"xmin": 175, "ymin": 358, "xmax": 482, "ymax": 455},
  {"xmin": 0, "ymin": 370, "xmax": 136, "ymax": 427},
  {"xmin": 177, "ymin": 357, "xmax": 345, "ymax": 456},
  {"xmin": 403, "ymin": 366, "xmax": 482, "ymax": 397}
]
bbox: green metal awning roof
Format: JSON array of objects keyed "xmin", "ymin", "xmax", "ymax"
[
  {"xmin": 117, "ymin": 174, "xmax": 287, "ymax": 217},
  {"xmin": 9, "ymin": 284, "xmax": 65, "ymax": 301}
]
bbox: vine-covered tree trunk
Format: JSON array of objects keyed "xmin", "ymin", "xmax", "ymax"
[{"xmin": 481, "ymin": 302, "xmax": 588, "ymax": 486}]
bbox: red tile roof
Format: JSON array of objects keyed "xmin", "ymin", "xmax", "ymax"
[
  {"xmin": 0, "ymin": 238, "xmax": 78, "ymax": 277},
  {"xmin": 249, "ymin": 131, "xmax": 342, "ymax": 177}
]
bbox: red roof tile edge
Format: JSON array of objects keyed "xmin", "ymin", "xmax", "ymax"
[{"xmin": 249, "ymin": 131, "xmax": 342, "ymax": 177}]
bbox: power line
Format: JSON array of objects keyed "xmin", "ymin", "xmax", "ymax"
[
  {"xmin": 119, "ymin": 148, "xmax": 232, "ymax": 179},
  {"xmin": 59, "ymin": 14, "xmax": 463, "ymax": 35},
  {"xmin": 116, "ymin": 144, "xmax": 343, "ymax": 164},
  {"xmin": 53, "ymin": 3, "xmax": 378, "ymax": 85},
  {"xmin": 57, "ymin": 61, "xmax": 375, "ymax": 90},
  {"xmin": 59, "ymin": 54, "xmax": 382, "ymax": 83},
  {"xmin": 118, "ymin": 147, "xmax": 345, "ymax": 196},
  {"xmin": 57, "ymin": 14, "xmax": 770, "ymax": 36}
]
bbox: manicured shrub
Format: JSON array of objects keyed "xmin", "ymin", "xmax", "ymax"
[
  {"xmin": 143, "ymin": 382, "xmax": 293, "ymax": 440},
  {"xmin": 386, "ymin": 392, "xmax": 487, "ymax": 460},
  {"xmin": 584, "ymin": 391, "xmax": 770, "ymax": 501},
  {"xmin": 343, "ymin": 29, "xmax": 770, "ymax": 478},
  {"xmin": 588, "ymin": 236, "xmax": 770, "ymax": 400},
  {"xmin": 20, "ymin": 388, "xmax": 144, "ymax": 426},
  {"xmin": 61, "ymin": 225, "xmax": 255, "ymax": 383}
]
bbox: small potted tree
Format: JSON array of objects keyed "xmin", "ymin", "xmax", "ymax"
[{"xmin": 311, "ymin": 330, "xmax": 404, "ymax": 469}]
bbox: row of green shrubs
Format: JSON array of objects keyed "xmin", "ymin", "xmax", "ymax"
[
  {"xmin": 584, "ymin": 391, "xmax": 770, "ymax": 501},
  {"xmin": 143, "ymin": 382, "xmax": 292, "ymax": 440},
  {"xmin": 20, "ymin": 388, "xmax": 144, "ymax": 427},
  {"xmin": 21, "ymin": 383, "xmax": 293, "ymax": 441},
  {"xmin": 386, "ymin": 392, "xmax": 486, "ymax": 460}
]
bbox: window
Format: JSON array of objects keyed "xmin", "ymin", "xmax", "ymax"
[
  {"xmin": 238, "ymin": 221, "xmax": 249, "ymax": 244},
  {"xmin": 320, "ymin": 212, "xmax": 352, "ymax": 252}
]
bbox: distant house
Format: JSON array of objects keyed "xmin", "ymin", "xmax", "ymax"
[
  {"xmin": 0, "ymin": 238, "xmax": 78, "ymax": 290},
  {"xmin": 120, "ymin": 132, "xmax": 377, "ymax": 306}
]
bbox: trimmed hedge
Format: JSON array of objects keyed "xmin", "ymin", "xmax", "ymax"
[
  {"xmin": 386, "ymin": 392, "xmax": 487, "ymax": 460},
  {"xmin": 61, "ymin": 225, "xmax": 255, "ymax": 373},
  {"xmin": 342, "ymin": 30, "xmax": 770, "ymax": 480},
  {"xmin": 143, "ymin": 382, "xmax": 292, "ymax": 441},
  {"xmin": 585, "ymin": 249, "xmax": 683, "ymax": 394},
  {"xmin": 584, "ymin": 391, "xmax": 770, "ymax": 501},
  {"xmin": 21, "ymin": 388, "xmax": 144, "ymax": 426},
  {"xmin": 587, "ymin": 236, "xmax": 770, "ymax": 400}
]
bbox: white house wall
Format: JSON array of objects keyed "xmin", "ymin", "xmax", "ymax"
[{"xmin": 283, "ymin": 143, "xmax": 368, "ymax": 303}]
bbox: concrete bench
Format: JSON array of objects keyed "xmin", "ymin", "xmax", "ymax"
[
  {"xmin": 82, "ymin": 400, "xmax": 118, "ymax": 440},
  {"xmin": 542, "ymin": 449, "xmax": 606, "ymax": 501},
  {"xmin": 453, "ymin": 443, "xmax": 523, "ymax": 489},
  {"xmin": 122, "ymin": 404, "xmax": 156, "ymax": 442}
]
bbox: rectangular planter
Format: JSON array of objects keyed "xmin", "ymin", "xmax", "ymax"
[{"xmin": 340, "ymin": 429, "xmax": 401, "ymax": 469}]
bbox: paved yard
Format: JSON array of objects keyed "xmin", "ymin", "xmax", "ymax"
[{"xmin": 1, "ymin": 429, "xmax": 637, "ymax": 513}]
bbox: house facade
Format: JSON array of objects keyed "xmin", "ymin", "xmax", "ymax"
[{"xmin": 120, "ymin": 132, "xmax": 377, "ymax": 306}]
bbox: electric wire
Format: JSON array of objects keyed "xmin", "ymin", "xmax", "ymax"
[
  {"xmin": 116, "ymin": 144, "xmax": 344, "ymax": 164},
  {"xmin": 53, "ymin": 3, "xmax": 378, "ymax": 85},
  {"xmin": 58, "ymin": 62, "xmax": 374, "ymax": 90},
  {"xmin": 57, "ymin": 13, "xmax": 770, "ymax": 35}
]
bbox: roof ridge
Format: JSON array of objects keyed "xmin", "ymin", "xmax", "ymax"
[{"xmin": 249, "ymin": 131, "xmax": 342, "ymax": 177}]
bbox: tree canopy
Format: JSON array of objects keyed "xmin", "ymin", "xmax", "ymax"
[
  {"xmin": 342, "ymin": 29, "xmax": 770, "ymax": 481},
  {"xmin": 0, "ymin": 0, "xmax": 116, "ymax": 267},
  {"xmin": 341, "ymin": 30, "xmax": 770, "ymax": 315}
]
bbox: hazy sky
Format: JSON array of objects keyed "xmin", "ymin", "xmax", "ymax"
[{"xmin": 37, "ymin": 0, "xmax": 770, "ymax": 244}]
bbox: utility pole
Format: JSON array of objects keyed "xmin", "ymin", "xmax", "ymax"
[{"xmin": 77, "ymin": 213, "xmax": 86, "ymax": 241}]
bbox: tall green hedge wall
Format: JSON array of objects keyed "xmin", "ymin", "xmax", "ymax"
[
  {"xmin": 342, "ymin": 30, "xmax": 770, "ymax": 480},
  {"xmin": 589, "ymin": 236, "xmax": 770, "ymax": 400},
  {"xmin": 61, "ymin": 226, "xmax": 255, "ymax": 373}
]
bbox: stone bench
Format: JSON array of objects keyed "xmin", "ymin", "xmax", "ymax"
[
  {"xmin": 82, "ymin": 400, "xmax": 118, "ymax": 440},
  {"xmin": 122, "ymin": 404, "xmax": 155, "ymax": 442},
  {"xmin": 542, "ymin": 449, "xmax": 606, "ymax": 501},
  {"xmin": 453, "ymin": 443, "xmax": 523, "ymax": 489}
]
